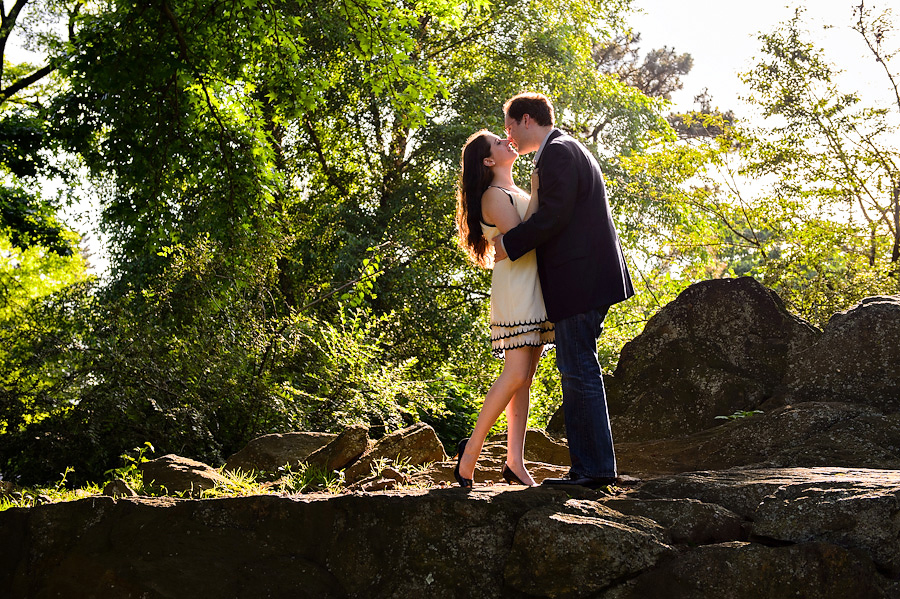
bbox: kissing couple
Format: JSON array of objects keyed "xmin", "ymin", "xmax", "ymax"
[{"xmin": 453, "ymin": 92, "xmax": 634, "ymax": 489}]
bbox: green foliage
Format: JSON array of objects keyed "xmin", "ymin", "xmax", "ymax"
[
  {"xmin": 103, "ymin": 442, "xmax": 155, "ymax": 492},
  {"xmin": 205, "ymin": 468, "xmax": 263, "ymax": 498},
  {"xmin": 0, "ymin": 185, "xmax": 75, "ymax": 257},
  {"xmin": 726, "ymin": 8, "xmax": 900, "ymax": 320},
  {"xmin": 20, "ymin": 0, "xmax": 900, "ymax": 489},
  {"xmin": 274, "ymin": 462, "xmax": 346, "ymax": 495},
  {"xmin": 0, "ymin": 467, "xmax": 101, "ymax": 513},
  {"xmin": 715, "ymin": 410, "xmax": 763, "ymax": 421}
]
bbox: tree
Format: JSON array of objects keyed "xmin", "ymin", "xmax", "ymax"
[
  {"xmin": 593, "ymin": 31, "xmax": 693, "ymax": 100},
  {"xmin": 730, "ymin": 7, "xmax": 900, "ymax": 318},
  {"xmin": 5, "ymin": 0, "xmax": 717, "ymax": 485},
  {"xmin": 634, "ymin": 6, "xmax": 900, "ymax": 328}
]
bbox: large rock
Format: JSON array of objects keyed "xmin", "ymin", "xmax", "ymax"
[
  {"xmin": 488, "ymin": 428, "xmax": 571, "ymax": 466},
  {"xmin": 753, "ymin": 475, "xmax": 900, "ymax": 576},
  {"xmin": 305, "ymin": 424, "xmax": 369, "ymax": 472},
  {"xmin": 344, "ymin": 422, "xmax": 447, "ymax": 482},
  {"xmin": 223, "ymin": 432, "xmax": 337, "ymax": 474},
  {"xmin": 102, "ymin": 479, "xmax": 137, "ymax": 499},
  {"xmin": 602, "ymin": 541, "xmax": 897, "ymax": 599},
  {"xmin": 524, "ymin": 428, "xmax": 571, "ymax": 466},
  {"xmin": 3, "ymin": 468, "xmax": 899, "ymax": 598},
  {"xmin": 601, "ymin": 497, "xmax": 745, "ymax": 545},
  {"xmin": 616, "ymin": 401, "xmax": 900, "ymax": 477},
  {"xmin": 607, "ymin": 277, "xmax": 819, "ymax": 442},
  {"xmin": 504, "ymin": 500, "xmax": 673, "ymax": 598},
  {"xmin": 635, "ymin": 467, "xmax": 900, "ymax": 522},
  {"xmin": 138, "ymin": 454, "xmax": 229, "ymax": 496},
  {"xmin": 782, "ymin": 295, "xmax": 900, "ymax": 410},
  {"xmin": 0, "ymin": 486, "xmax": 615, "ymax": 598}
]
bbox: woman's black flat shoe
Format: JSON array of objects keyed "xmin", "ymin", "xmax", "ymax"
[
  {"xmin": 454, "ymin": 438, "xmax": 473, "ymax": 488},
  {"xmin": 501, "ymin": 463, "xmax": 527, "ymax": 485}
]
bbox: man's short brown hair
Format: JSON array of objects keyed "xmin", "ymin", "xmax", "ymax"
[{"xmin": 503, "ymin": 92, "xmax": 555, "ymax": 127}]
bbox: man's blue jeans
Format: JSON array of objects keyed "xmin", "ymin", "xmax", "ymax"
[{"xmin": 555, "ymin": 306, "xmax": 617, "ymax": 479}]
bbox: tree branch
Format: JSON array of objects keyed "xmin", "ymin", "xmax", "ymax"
[
  {"xmin": 160, "ymin": 0, "xmax": 189, "ymax": 61},
  {"xmin": 0, "ymin": 63, "xmax": 53, "ymax": 104},
  {"xmin": 303, "ymin": 115, "xmax": 350, "ymax": 198}
]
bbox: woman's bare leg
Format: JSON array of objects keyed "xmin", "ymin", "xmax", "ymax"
[
  {"xmin": 458, "ymin": 347, "xmax": 534, "ymax": 480},
  {"xmin": 505, "ymin": 345, "xmax": 543, "ymax": 485}
]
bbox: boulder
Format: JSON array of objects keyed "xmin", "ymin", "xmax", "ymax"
[
  {"xmin": 223, "ymin": 432, "xmax": 337, "ymax": 474},
  {"xmin": 753, "ymin": 475, "xmax": 900, "ymax": 576},
  {"xmin": 615, "ymin": 401, "xmax": 900, "ymax": 477},
  {"xmin": 344, "ymin": 422, "xmax": 447, "ymax": 482},
  {"xmin": 5, "ymin": 469, "xmax": 899, "ymax": 598},
  {"xmin": 601, "ymin": 541, "xmax": 897, "ymax": 599},
  {"xmin": 634, "ymin": 467, "xmax": 900, "ymax": 524},
  {"xmin": 487, "ymin": 429, "xmax": 571, "ymax": 466},
  {"xmin": 102, "ymin": 479, "xmax": 137, "ymax": 499},
  {"xmin": 138, "ymin": 454, "xmax": 229, "ymax": 496},
  {"xmin": 608, "ymin": 277, "xmax": 819, "ymax": 442},
  {"xmin": 504, "ymin": 499, "xmax": 673, "ymax": 598},
  {"xmin": 782, "ymin": 295, "xmax": 900, "ymax": 411},
  {"xmin": 524, "ymin": 428, "xmax": 571, "ymax": 466},
  {"xmin": 546, "ymin": 405, "xmax": 566, "ymax": 439},
  {"xmin": 600, "ymin": 497, "xmax": 745, "ymax": 545},
  {"xmin": 6, "ymin": 468, "xmax": 900, "ymax": 598},
  {"xmin": 305, "ymin": 425, "xmax": 369, "ymax": 472}
]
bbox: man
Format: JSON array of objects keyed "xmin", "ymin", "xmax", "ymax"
[{"xmin": 494, "ymin": 92, "xmax": 634, "ymax": 489}]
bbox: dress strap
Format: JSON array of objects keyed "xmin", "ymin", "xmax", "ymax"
[{"xmin": 488, "ymin": 186, "xmax": 517, "ymax": 206}]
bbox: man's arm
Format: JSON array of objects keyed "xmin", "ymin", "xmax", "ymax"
[{"xmin": 501, "ymin": 141, "xmax": 578, "ymax": 261}]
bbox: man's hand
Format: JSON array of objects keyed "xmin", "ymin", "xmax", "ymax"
[{"xmin": 492, "ymin": 234, "xmax": 508, "ymax": 261}]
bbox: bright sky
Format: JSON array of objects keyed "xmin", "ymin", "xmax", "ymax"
[{"xmin": 629, "ymin": 0, "xmax": 899, "ymax": 118}]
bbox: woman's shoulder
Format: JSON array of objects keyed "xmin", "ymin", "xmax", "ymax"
[
  {"xmin": 482, "ymin": 186, "xmax": 520, "ymax": 221},
  {"xmin": 486, "ymin": 185, "xmax": 528, "ymax": 200},
  {"xmin": 484, "ymin": 185, "xmax": 513, "ymax": 199}
]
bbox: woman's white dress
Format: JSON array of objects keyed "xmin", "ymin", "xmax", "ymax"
[{"xmin": 480, "ymin": 187, "xmax": 555, "ymax": 357}]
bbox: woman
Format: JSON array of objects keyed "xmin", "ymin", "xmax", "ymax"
[{"xmin": 453, "ymin": 129, "xmax": 554, "ymax": 488}]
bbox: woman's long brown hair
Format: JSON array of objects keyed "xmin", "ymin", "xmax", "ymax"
[{"xmin": 455, "ymin": 130, "xmax": 494, "ymax": 267}]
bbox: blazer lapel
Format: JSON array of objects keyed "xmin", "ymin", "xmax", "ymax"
[{"xmin": 534, "ymin": 128, "xmax": 564, "ymax": 169}]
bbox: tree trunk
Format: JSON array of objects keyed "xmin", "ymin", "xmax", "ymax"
[{"xmin": 892, "ymin": 182, "xmax": 899, "ymax": 265}]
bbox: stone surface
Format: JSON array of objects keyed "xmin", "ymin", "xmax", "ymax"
[
  {"xmin": 102, "ymin": 479, "xmax": 137, "ymax": 498},
  {"xmin": 753, "ymin": 474, "xmax": 900, "ymax": 576},
  {"xmin": 223, "ymin": 431, "xmax": 336, "ymax": 474},
  {"xmin": 607, "ymin": 277, "xmax": 819, "ymax": 442},
  {"xmin": 615, "ymin": 401, "xmax": 900, "ymax": 478},
  {"xmin": 523, "ymin": 428, "xmax": 571, "ymax": 466},
  {"xmin": 546, "ymin": 403, "xmax": 566, "ymax": 439},
  {"xmin": 635, "ymin": 467, "xmax": 900, "ymax": 521},
  {"xmin": 782, "ymin": 295, "xmax": 900, "ymax": 411},
  {"xmin": 601, "ymin": 541, "xmax": 898, "ymax": 599},
  {"xmin": 344, "ymin": 422, "xmax": 447, "ymax": 482},
  {"xmin": 504, "ymin": 499, "xmax": 673, "ymax": 598},
  {"xmin": 601, "ymin": 497, "xmax": 745, "ymax": 545},
  {"xmin": 305, "ymin": 424, "xmax": 369, "ymax": 472},
  {"xmin": 138, "ymin": 454, "xmax": 229, "ymax": 496},
  {"xmin": 4, "ymin": 468, "xmax": 900, "ymax": 598}
]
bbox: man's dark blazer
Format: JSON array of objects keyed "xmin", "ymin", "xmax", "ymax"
[{"xmin": 503, "ymin": 129, "xmax": 634, "ymax": 322}]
